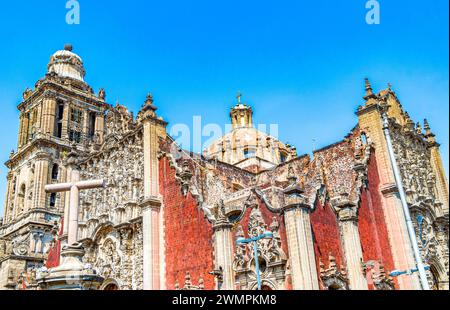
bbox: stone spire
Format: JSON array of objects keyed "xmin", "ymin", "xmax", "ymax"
[
  {"xmin": 363, "ymin": 78, "xmax": 376, "ymax": 100},
  {"xmin": 143, "ymin": 93, "xmax": 157, "ymax": 112},
  {"xmin": 423, "ymin": 119, "xmax": 437, "ymax": 144}
]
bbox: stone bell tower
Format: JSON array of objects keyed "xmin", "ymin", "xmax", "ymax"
[{"xmin": 0, "ymin": 44, "xmax": 109, "ymax": 289}]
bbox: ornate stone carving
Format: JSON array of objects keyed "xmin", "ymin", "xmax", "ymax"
[
  {"xmin": 233, "ymin": 206, "xmax": 287, "ymax": 290},
  {"xmin": 319, "ymin": 255, "xmax": 349, "ymax": 290}
]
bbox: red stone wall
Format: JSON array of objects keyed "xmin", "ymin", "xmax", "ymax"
[
  {"xmin": 310, "ymin": 200, "xmax": 345, "ymax": 289},
  {"xmin": 159, "ymin": 157, "xmax": 215, "ymax": 290},
  {"xmin": 358, "ymin": 152, "xmax": 397, "ymax": 288}
]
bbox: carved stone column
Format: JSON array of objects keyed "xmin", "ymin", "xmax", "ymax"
[
  {"xmin": 94, "ymin": 112, "xmax": 104, "ymax": 144},
  {"xmin": 61, "ymin": 102, "xmax": 70, "ymax": 140},
  {"xmin": 17, "ymin": 113, "xmax": 25, "ymax": 149},
  {"xmin": 139, "ymin": 96, "xmax": 167, "ymax": 290},
  {"xmin": 282, "ymin": 171, "xmax": 319, "ymax": 290},
  {"xmin": 332, "ymin": 195, "xmax": 368, "ymax": 290},
  {"xmin": 213, "ymin": 219, "xmax": 234, "ymax": 289},
  {"xmin": 3, "ymin": 172, "xmax": 14, "ymax": 223},
  {"xmin": 141, "ymin": 198, "xmax": 161, "ymax": 290},
  {"xmin": 33, "ymin": 152, "xmax": 51, "ymax": 209},
  {"xmin": 41, "ymin": 93, "xmax": 57, "ymax": 136},
  {"xmin": 21, "ymin": 113, "xmax": 30, "ymax": 146}
]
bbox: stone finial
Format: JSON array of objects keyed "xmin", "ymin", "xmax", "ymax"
[
  {"xmin": 142, "ymin": 93, "xmax": 157, "ymax": 111},
  {"xmin": 64, "ymin": 44, "xmax": 73, "ymax": 52},
  {"xmin": 424, "ymin": 118, "xmax": 431, "ymax": 132},
  {"xmin": 416, "ymin": 122, "xmax": 422, "ymax": 135},
  {"xmin": 423, "ymin": 118, "xmax": 436, "ymax": 144},
  {"xmin": 403, "ymin": 112, "xmax": 415, "ymax": 131},
  {"xmin": 363, "ymin": 78, "xmax": 375, "ymax": 100}
]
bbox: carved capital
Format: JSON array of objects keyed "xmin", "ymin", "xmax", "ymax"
[
  {"xmin": 282, "ymin": 187, "xmax": 311, "ymax": 211},
  {"xmin": 42, "ymin": 91, "xmax": 57, "ymax": 101},
  {"xmin": 380, "ymin": 183, "xmax": 398, "ymax": 197},
  {"xmin": 212, "ymin": 220, "xmax": 233, "ymax": 231},
  {"xmin": 139, "ymin": 196, "xmax": 161, "ymax": 211},
  {"xmin": 34, "ymin": 151, "xmax": 52, "ymax": 162},
  {"xmin": 335, "ymin": 206, "xmax": 358, "ymax": 222}
]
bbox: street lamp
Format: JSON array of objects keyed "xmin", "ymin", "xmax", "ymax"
[
  {"xmin": 389, "ymin": 265, "xmax": 430, "ymax": 278},
  {"xmin": 236, "ymin": 230, "xmax": 273, "ymax": 290}
]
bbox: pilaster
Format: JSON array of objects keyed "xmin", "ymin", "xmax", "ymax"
[
  {"xmin": 282, "ymin": 175, "xmax": 319, "ymax": 290},
  {"xmin": 139, "ymin": 95, "xmax": 167, "ymax": 290},
  {"xmin": 332, "ymin": 196, "xmax": 367, "ymax": 290},
  {"xmin": 42, "ymin": 94, "xmax": 57, "ymax": 136},
  {"xmin": 33, "ymin": 152, "xmax": 51, "ymax": 209},
  {"xmin": 213, "ymin": 220, "xmax": 234, "ymax": 289}
]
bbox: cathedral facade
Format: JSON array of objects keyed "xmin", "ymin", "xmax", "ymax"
[{"xmin": 0, "ymin": 46, "xmax": 448, "ymax": 290}]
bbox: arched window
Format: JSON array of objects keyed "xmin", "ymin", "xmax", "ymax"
[
  {"xmin": 51, "ymin": 164, "xmax": 59, "ymax": 180},
  {"xmin": 49, "ymin": 193, "xmax": 57, "ymax": 208},
  {"xmin": 361, "ymin": 132, "xmax": 368, "ymax": 145}
]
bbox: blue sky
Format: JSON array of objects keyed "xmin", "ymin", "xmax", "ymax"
[{"xmin": 0, "ymin": 0, "xmax": 448, "ymax": 215}]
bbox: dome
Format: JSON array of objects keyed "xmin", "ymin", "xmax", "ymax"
[
  {"xmin": 47, "ymin": 44, "xmax": 86, "ymax": 82},
  {"xmin": 204, "ymin": 93, "xmax": 298, "ymax": 172}
]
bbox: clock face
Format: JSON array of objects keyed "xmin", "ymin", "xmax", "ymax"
[{"xmin": 244, "ymin": 134, "xmax": 252, "ymax": 142}]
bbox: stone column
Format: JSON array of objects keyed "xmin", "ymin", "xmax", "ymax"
[
  {"xmin": 424, "ymin": 125, "xmax": 449, "ymax": 211},
  {"xmin": 17, "ymin": 113, "xmax": 25, "ymax": 149},
  {"xmin": 140, "ymin": 101, "xmax": 167, "ymax": 290},
  {"xmin": 61, "ymin": 102, "xmax": 70, "ymax": 140},
  {"xmin": 95, "ymin": 112, "xmax": 104, "ymax": 144},
  {"xmin": 42, "ymin": 94, "xmax": 57, "ymax": 136},
  {"xmin": 36, "ymin": 103, "xmax": 43, "ymax": 133},
  {"xmin": 82, "ymin": 110, "xmax": 89, "ymax": 142},
  {"xmin": 33, "ymin": 152, "xmax": 51, "ymax": 209},
  {"xmin": 283, "ymin": 180, "xmax": 319, "ymax": 290},
  {"xmin": 21, "ymin": 113, "xmax": 30, "ymax": 146},
  {"xmin": 142, "ymin": 200, "xmax": 161, "ymax": 290},
  {"xmin": 3, "ymin": 172, "xmax": 14, "ymax": 223},
  {"xmin": 332, "ymin": 197, "xmax": 368, "ymax": 290},
  {"xmin": 213, "ymin": 220, "xmax": 234, "ymax": 289}
]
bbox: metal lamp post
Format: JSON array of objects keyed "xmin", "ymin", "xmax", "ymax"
[
  {"xmin": 382, "ymin": 112, "xmax": 430, "ymax": 290},
  {"xmin": 236, "ymin": 230, "xmax": 273, "ymax": 290}
]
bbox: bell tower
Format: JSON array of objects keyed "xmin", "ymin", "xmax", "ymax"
[{"xmin": 0, "ymin": 45, "xmax": 109, "ymax": 289}]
